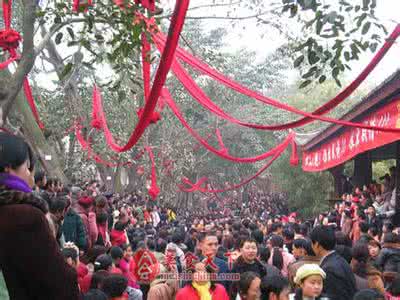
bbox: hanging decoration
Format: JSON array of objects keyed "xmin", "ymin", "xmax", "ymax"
[
  {"xmin": 72, "ymin": 0, "xmax": 93, "ymax": 13},
  {"xmin": 178, "ymin": 133, "xmax": 293, "ymax": 193},
  {"xmin": 154, "ymin": 23, "xmax": 400, "ymax": 129},
  {"xmin": 0, "ymin": 0, "xmax": 44, "ymax": 129},
  {"xmin": 145, "ymin": 146, "xmax": 160, "ymax": 199},
  {"xmin": 89, "ymin": 0, "xmax": 189, "ymax": 152}
]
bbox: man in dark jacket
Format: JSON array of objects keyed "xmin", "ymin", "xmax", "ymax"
[
  {"xmin": 198, "ymin": 231, "xmax": 230, "ymax": 290},
  {"xmin": 62, "ymin": 200, "xmax": 88, "ymax": 252},
  {"xmin": 310, "ymin": 225, "xmax": 356, "ymax": 300}
]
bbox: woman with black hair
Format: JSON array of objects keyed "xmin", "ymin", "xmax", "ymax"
[
  {"xmin": 260, "ymin": 275, "xmax": 290, "ymax": 300},
  {"xmin": 268, "ymin": 235, "xmax": 295, "ymax": 277},
  {"xmin": 0, "ymin": 132, "xmax": 79, "ymax": 299},
  {"xmin": 232, "ymin": 271, "xmax": 261, "ymax": 300},
  {"xmin": 176, "ymin": 261, "xmax": 229, "ymax": 300}
]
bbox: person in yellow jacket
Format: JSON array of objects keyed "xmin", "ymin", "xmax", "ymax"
[{"xmin": 167, "ymin": 208, "xmax": 176, "ymax": 222}]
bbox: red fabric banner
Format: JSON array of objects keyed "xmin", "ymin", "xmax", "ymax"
[
  {"xmin": 75, "ymin": 124, "xmax": 133, "ymax": 168},
  {"xmin": 161, "ymin": 88, "xmax": 292, "ymax": 163},
  {"xmin": 178, "ymin": 134, "xmax": 292, "ymax": 193},
  {"xmin": 155, "ymin": 35, "xmax": 400, "ymax": 133},
  {"xmin": 145, "ymin": 146, "xmax": 160, "ymax": 199},
  {"xmin": 303, "ymin": 99, "xmax": 400, "ymax": 172},
  {"xmin": 154, "ymin": 24, "xmax": 400, "ymax": 130},
  {"xmin": 91, "ymin": 0, "xmax": 189, "ymax": 152},
  {"xmin": 23, "ymin": 79, "xmax": 44, "ymax": 129}
]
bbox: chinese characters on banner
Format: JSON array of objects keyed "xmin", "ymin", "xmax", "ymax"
[{"xmin": 303, "ymin": 99, "xmax": 400, "ymax": 172}]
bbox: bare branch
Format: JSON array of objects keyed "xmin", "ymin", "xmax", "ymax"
[{"xmin": 188, "ymin": 2, "xmax": 241, "ymax": 12}]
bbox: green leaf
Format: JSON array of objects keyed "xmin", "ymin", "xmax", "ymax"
[
  {"xmin": 60, "ymin": 63, "xmax": 73, "ymax": 80},
  {"xmin": 66, "ymin": 27, "xmax": 75, "ymax": 39},
  {"xmin": 308, "ymin": 50, "xmax": 320, "ymax": 65},
  {"xmin": 319, "ymin": 75, "xmax": 327, "ymax": 83},
  {"xmin": 344, "ymin": 51, "xmax": 350, "ymax": 61},
  {"xmin": 362, "ymin": 22, "xmax": 371, "ymax": 35},
  {"xmin": 354, "ymin": 5, "xmax": 360, "ymax": 12},
  {"xmin": 316, "ymin": 20, "xmax": 323, "ymax": 35},
  {"xmin": 332, "ymin": 67, "xmax": 340, "ymax": 79},
  {"xmin": 299, "ymin": 80, "xmax": 312, "ymax": 89},
  {"xmin": 54, "ymin": 15, "xmax": 62, "ymax": 24},
  {"xmin": 55, "ymin": 32, "xmax": 63, "ymax": 45},
  {"xmin": 293, "ymin": 55, "xmax": 304, "ymax": 68},
  {"xmin": 290, "ymin": 5, "xmax": 298, "ymax": 18},
  {"xmin": 362, "ymin": 0, "xmax": 370, "ymax": 10},
  {"xmin": 118, "ymin": 90, "xmax": 126, "ymax": 102},
  {"xmin": 369, "ymin": 42, "xmax": 378, "ymax": 52}
]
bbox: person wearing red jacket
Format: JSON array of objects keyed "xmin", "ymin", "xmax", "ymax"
[
  {"xmin": 110, "ymin": 221, "xmax": 129, "ymax": 246},
  {"xmin": 176, "ymin": 261, "xmax": 229, "ymax": 300}
]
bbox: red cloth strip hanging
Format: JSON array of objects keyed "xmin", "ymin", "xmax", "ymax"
[
  {"xmin": 290, "ymin": 135, "xmax": 299, "ymax": 166},
  {"xmin": 1, "ymin": 0, "xmax": 44, "ymax": 129},
  {"xmin": 91, "ymin": 0, "xmax": 189, "ymax": 152},
  {"xmin": 2, "ymin": 0, "xmax": 11, "ymax": 29},
  {"xmin": 159, "ymin": 44, "xmax": 400, "ymax": 133},
  {"xmin": 91, "ymin": 86, "xmax": 103, "ymax": 129},
  {"xmin": 73, "ymin": 0, "xmax": 93, "ymax": 13},
  {"xmin": 135, "ymin": 0, "xmax": 156, "ymax": 11},
  {"xmin": 154, "ymin": 24, "xmax": 400, "ymax": 129},
  {"xmin": 215, "ymin": 128, "xmax": 228, "ymax": 154},
  {"xmin": 145, "ymin": 146, "xmax": 160, "ymax": 199},
  {"xmin": 142, "ymin": 34, "xmax": 151, "ymax": 101},
  {"xmin": 23, "ymin": 79, "xmax": 45, "ymax": 129},
  {"xmin": 178, "ymin": 134, "xmax": 292, "ymax": 193},
  {"xmin": 75, "ymin": 124, "xmax": 133, "ymax": 167},
  {"xmin": 0, "ymin": 0, "xmax": 20, "ymax": 69},
  {"xmin": 162, "ymin": 88, "xmax": 292, "ymax": 163}
]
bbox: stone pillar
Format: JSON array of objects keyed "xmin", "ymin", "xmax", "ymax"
[{"xmin": 353, "ymin": 152, "xmax": 372, "ymax": 188}]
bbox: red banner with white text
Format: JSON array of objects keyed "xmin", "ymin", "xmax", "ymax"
[{"xmin": 303, "ymin": 99, "xmax": 400, "ymax": 172}]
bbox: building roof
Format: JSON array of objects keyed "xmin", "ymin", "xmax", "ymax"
[{"xmin": 302, "ymin": 69, "xmax": 400, "ymax": 152}]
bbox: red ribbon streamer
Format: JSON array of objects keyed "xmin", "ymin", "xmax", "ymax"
[
  {"xmin": 73, "ymin": 0, "xmax": 93, "ymax": 13},
  {"xmin": 154, "ymin": 24, "xmax": 400, "ymax": 130},
  {"xmin": 145, "ymin": 146, "xmax": 160, "ymax": 199},
  {"xmin": 162, "ymin": 88, "xmax": 291, "ymax": 163},
  {"xmin": 178, "ymin": 134, "xmax": 292, "ymax": 193},
  {"xmin": 23, "ymin": 79, "xmax": 45, "ymax": 129},
  {"xmin": 157, "ymin": 40, "xmax": 400, "ymax": 133},
  {"xmin": 91, "ymin": 0, "xmax": 189, "ymax": 152},
  {"xmin": 215, "ymin": 128, "xmax": 228, "ymax": 154},
  {"xmin": 2, "ymin": 0, "xmax": 11, "ymax": 29},
  {"xmin": 75, "ymin": 124, "xmax": 133, "ymax": 168}
]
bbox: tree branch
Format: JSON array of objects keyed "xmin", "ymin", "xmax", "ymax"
[
  {"xmin": 188, "ymin": 2, "xmax": 241, "ymax": 12},
  {"xmin": 1, "ymin": 0, "xmax": 37, "ymax": 123}
]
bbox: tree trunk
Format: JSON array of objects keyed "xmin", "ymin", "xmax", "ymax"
[{"xmin": 15, "ymin": 88, "xmax": 67, "ymax": 182}]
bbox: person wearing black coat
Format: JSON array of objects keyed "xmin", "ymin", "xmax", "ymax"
[
  {"xmin": 0, "ymin": 132, "xmax": 79, "ymax": 300},
  {"xmin": 310, "ymin": 225, "xmax": 356, "ymax": 300},
  {"xmin": 374, "ymin": 233, "xmax": 400, "ymax": 273}
]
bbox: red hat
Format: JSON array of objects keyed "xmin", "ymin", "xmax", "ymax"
[{"xmin": 352, "ymin": 197, "xmax": 360, "ymax": 203}]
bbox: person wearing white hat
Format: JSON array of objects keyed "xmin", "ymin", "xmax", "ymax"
[{"xmin": 292, "ymin": 264, "xmax": 327, "ymax": 300}]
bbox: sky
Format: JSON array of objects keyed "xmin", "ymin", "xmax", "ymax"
[{"xmin": 163, "ymin": 0, "xmax": 400, "ymax": 89}]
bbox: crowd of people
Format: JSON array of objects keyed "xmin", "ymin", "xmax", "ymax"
[{"xmin": 1, "ymin": 131, "xmax": 400, "ymax": 300}]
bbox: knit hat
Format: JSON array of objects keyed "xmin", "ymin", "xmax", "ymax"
[{"xmin": 294, "ymin": 264, "xmax": 326, "ymax": 285}]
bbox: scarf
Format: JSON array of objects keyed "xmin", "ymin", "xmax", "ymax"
[
  {"xmin": 192, "ymin": 282, "xmax": 212, "ymax": 300},
  {"xmin": 0, "ymin": 173, "xmax": 32, "ymax": 193}
]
